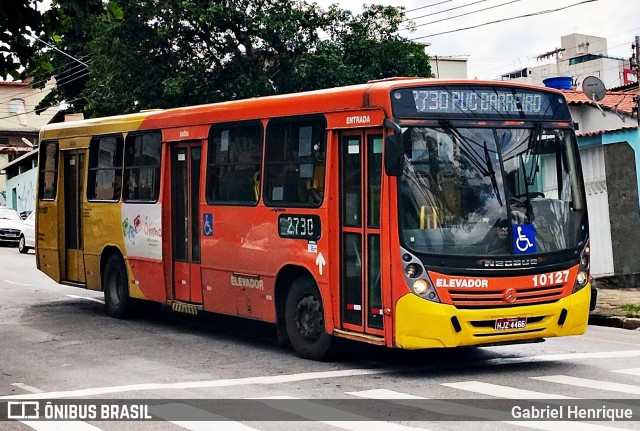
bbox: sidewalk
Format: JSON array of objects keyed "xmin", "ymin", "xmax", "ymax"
[{"xmin": 589, "ymin": 285, "xmax": 640, "ymax": 330}]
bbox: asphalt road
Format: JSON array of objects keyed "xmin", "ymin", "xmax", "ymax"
[{"xmin": 1, "ymin": 245, "xmax": 639, "ymax": 431}]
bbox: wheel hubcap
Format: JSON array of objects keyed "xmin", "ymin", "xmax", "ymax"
[{"xmin": 295, "ymin": 295, "xmax": 323, "ymax": 342}]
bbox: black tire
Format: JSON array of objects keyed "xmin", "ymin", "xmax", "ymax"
[
  {"xmin": 18, "ymin": 236, "xmax": 29, "ymax": 254},
  {"xmin": 285, "ymin": 275, "xmax": 335, "ymax": 361},
  {"xmin": 103, "ymin": 254, "xmax": 134, "ymax": 319}
]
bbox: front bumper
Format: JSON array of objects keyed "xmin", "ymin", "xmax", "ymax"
[{"xmin": 395, "ymin": 283, "xmax": 591, "ymax": 349}]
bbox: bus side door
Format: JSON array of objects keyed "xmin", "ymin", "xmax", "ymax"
[
  {"xmin": 169, "ymin": 141, "xmax": 203, "ymax": 304},
  {"xmin": 339, "ymin": 129, "xmax": 384, "ymax": 335},
  {"xmin": 62, "ymin": 149, "xmax": 86, "ymax": 283}
]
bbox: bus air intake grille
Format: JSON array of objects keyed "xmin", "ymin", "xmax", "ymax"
[{"xmin": 447, "ymin": 285, "xmax": 564, "ymax": 309}]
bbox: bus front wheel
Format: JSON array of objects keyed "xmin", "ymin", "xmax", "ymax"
[
  {"xmin": 103, "ymin": 254, "xmax": 133, "ymax": 319},
  {"xmin": 285, "ymin": 275, "xmax": 335, "ymax": 361}
]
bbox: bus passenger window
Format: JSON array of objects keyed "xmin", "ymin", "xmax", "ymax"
[
  {"xmin": 123, "ymin": 131, "xmax": 161, "ymax": 202},
  {"xmin": 206, "ymin": 121, "xmax": 263, "ymax": 205},
  {"xmin": 87, "ymin": 135, "xmax": 124, "ymax": 201},
  {"xmin": 38, "ymin": 141, "xmax": 59, "ymax": 200},
  {"xmin": 265, "ymin": 116, "xmax": 326, "ymax": 207}
]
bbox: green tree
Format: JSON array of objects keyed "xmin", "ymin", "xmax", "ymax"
[
  {"xmin": 28, "ymin": 0, "xmax": 123, "ymax": 113},
  {"xmin": 0, "ymin": 0, "xmax": 59, "ymax": 80},
  {"xmin": 29, "ymin": 0, "xmax": 431, "ymax": 117}
]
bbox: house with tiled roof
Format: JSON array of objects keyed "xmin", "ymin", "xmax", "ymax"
[
  {"xmin": 560, "ymin": 85, "xmax": 640, "ymax": 285},
  {"xmin": 0, "ymin": 79, "xmax": 58, "ymax": 209}
]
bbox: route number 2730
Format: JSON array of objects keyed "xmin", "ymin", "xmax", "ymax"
[{"xmin": 531, "ymin": 270, "xmax": 570, "ymax": 287}]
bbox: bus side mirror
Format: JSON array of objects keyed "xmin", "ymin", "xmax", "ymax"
[{"xmin": 384, "ymin": 134, "xmax": 403, "ymax": 177}]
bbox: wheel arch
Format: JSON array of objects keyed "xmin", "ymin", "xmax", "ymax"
[
  {"xmin": 100, "ymin": 245, "xmax": 126, "ymax": 292},
  {"xmin": 274, "ymin": 265, "xmax": 330, "ymax": 344}
]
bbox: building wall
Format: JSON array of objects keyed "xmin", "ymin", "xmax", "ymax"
[
  {"xmin": 604, "ymin": 142, "xmax": 640, "ymax": 278},
  {"xmin": 6, "ymin": 166, "xmax": 37, "ymax": 214},
  {"xmin": 0, "ymin": 80, "xmax": 56, "ymax": 130},
  {"xmin": 499, "ymin": 34, "xmax": 629, "ymax": 88},
  {"xmin": 560, "ymin": 34, "xmax": 608, "ymax": 61},
  {"xmin": 580, "ymin": 146, "xmax": 614, "ymax": 277},
  {"xmin": 571, "ymin": 105, "xmax": 630, "ymax": 134},
  {"xmin": 430, "ymin": 57, "xmax": 468, "ymax": 79}
]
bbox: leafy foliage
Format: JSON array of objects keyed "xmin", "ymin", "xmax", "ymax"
[
  {"xmin": 23, "ymin": 0, "xmax": 432, "ymax": 117},
  {"xmin": 0, "ymin": 0, "xmax": 57, "ymax": 80},
  {"xmin": 621, "ymin": 303, "xmax": 640, "ymax": 318}
]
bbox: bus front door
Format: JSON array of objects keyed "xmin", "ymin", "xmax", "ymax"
[
  {"xmin": 63, "ymin": 149, "xmax": 86, "ymax": 283},
  {"xmin": 170, "ymin": 142, "xmax": 202, "ymax": 304},
  {"xmin": 339, "ymin": 130, "xmax": 384, "ymax": 336}
]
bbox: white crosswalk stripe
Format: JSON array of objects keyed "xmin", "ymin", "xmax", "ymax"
[
  {"xmin": 254, "ymin": 395, "xmax": 433, "ymax": 431},
  {"xmin": 348, "ymin": 389, "xmax": 629, "ymax": 431},
  {"xmin": 441, "ymin": 381, "xmax": 573, "ymax": 399},
  {"xmin": 19, "ymin": 422, "xmax": 103, "ymax": 431},
  {"xmin": 531, "ymin": 375, "xmax": 640, "ymax": 395},
  {"xmin": 611, "ymin": 368, "xmax": 640, "ymax": 377},
  {"xmin": 150, "ymin": 403, "xmax": 260, "ymax": 431}
]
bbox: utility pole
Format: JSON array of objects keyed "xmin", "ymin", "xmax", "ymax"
[{"xmin": 633, "ymin": 36, "xmax": 639, "ymax": 124}]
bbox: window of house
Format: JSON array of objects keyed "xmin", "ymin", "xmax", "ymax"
[
  {"xmin": 206, "ymin": 121, "xmax": 263, "ymax": 205},
  {"xmin": 87, "ymin": 135, "xmax": 123, "ymax": 201},
  {"xmin": 38, "ymin": 141, "xmax": 58, "ymax": 200},
  {"xmin": 264, "ymin": 116, "xmax": 326, "ymax": 207},
  {"xmin": 9, "ymin": 98, "xmax": 27, "ymax": 126},
  {"xmin": 123, "ymin": 131, "xmax": 162, "ymax": 202}
]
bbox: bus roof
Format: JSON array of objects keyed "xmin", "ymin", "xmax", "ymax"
[{"xmin": 40, "ymin": 78, "xmax": 566, "ymax": 138}]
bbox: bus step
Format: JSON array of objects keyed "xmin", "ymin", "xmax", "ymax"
[{"xmin": 171, "ymin": 302, "xmax": 201, "ymax": 315}]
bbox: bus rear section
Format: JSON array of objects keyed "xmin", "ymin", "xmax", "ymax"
[{"xmin": 385, "ymin": 84, "xmax": 591, "ymax": 349}]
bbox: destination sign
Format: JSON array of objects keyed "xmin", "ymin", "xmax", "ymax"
[{"xmin": 391, "ymin": 86, "xmax": 571, "ymax": 121}]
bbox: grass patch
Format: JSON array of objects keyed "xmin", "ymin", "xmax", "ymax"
[{"xmin": 621, "ymin": 303, "xmax": 640, "ymax": 318}]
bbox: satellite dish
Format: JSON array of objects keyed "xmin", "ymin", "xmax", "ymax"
[{"xmin": 582, "ymin": 76, "xmax": 606, "ymax": 102}]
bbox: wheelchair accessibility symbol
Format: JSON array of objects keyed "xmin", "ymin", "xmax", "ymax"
[
  {"xmin": 203, "ymin": 213, "xmax": 213, "ymax": 237},
  {"xmin": 513, "ymin": 224, "xmax": 536, "ymax": 254}
]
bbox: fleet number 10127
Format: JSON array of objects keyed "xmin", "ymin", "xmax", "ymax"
[{"xmin": 531, "ymin": 270, "xmax": 569, "ymax": 287}]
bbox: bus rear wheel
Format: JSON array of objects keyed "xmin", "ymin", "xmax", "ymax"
[
  {"xmin": 103, "ymin": 254, "xmax": 134, "ymax": 319},
  {"xmin": 285, "ymin": 275, "xmax": 335, "ymax": 361}
]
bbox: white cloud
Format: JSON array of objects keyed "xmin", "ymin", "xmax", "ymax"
[{"xmin": 312, "ymin": 0, "xmax": 639, "ymax": 80}]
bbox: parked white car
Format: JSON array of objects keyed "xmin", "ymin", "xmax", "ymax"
[
  {"xmin": 0, "ymin": 207, "xmax": 24, "ymax": 247},
  {"xmin": 19, "ymin": 211, "xmax": 35, "ymax": 253}
]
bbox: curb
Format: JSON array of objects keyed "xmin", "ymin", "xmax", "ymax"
[{"xmin": 589, "ymin": 313, "xmax": 640, "ymax": 330}]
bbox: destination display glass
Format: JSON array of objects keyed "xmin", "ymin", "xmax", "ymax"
[{"xmin": 391, "ymin": 86, "xmax": 572, "ymax": 121}]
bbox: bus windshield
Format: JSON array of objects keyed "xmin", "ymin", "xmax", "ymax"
[{"xmin": 399, "ymin": 125, "xmax": 587, "ymax": 256}]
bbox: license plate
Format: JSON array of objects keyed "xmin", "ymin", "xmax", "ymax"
[
  {"xmin": 495, "ymin": 317, "xmax": 527, "ymax": 330},
  {"xmin": 5, "ymin": 234, "xmax": 17, "ymax": 237}
]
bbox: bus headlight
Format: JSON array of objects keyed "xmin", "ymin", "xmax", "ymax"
[
  {"xmin": 413, "ymin": 279, "xmax": 429, "ymax": 295},
  {"xmin": 576, "ymin": 270, "xmax": 589, "ymax": 287},
  {"xmin": 405, "ymin": 263, "xmax": 422, "ymax": 278},
  {"xmin": 573, "ymin": 242, "xmax": 590, "ymax": 293},
  {"xmin": 401, "ymin": 248, "xmax": 440, "ymax": 303}
]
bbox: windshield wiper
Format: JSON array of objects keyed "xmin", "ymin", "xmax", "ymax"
[
  {"xmin": 484, "ymin": 140, "xmax": 503, "ymax": 206},
  {"xmin": 438, "ymin": 121, "xmax": 504, "ymax": 207},
  {"xmin": 525, "ymin": 123, "xmax": 543, "ymax": 186},
  {"xmin": 518, "ymin": 154, "xmax": 535, "ymax": 222}
]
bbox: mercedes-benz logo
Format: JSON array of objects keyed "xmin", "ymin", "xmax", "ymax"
[{"xmin": 504, "ymin": 288, "xmax": 517, "ymax": 303}]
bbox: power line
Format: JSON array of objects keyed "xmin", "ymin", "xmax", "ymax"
[
  {"xmin": 406, "ymin": 0, "xmax": 493, "ymax": 21},
  {"xmin": 0, "ymin": 56, "xmax": 91, "ymax": 104},
  {"xmin": 404, "ymin": 0, "xmax": 454, "ymax": 14},
  {"xmin": 411, "ymin": 0, "xmax": 599, "ymax": 39},
  {"xmin": 411, "ymin": 0, "xmax": 523, "ymax": 30}
]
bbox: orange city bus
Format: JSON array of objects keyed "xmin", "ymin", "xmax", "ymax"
[{"xmin": 36, "ymin": 78, "xmax": 591, "ymax": 360}]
